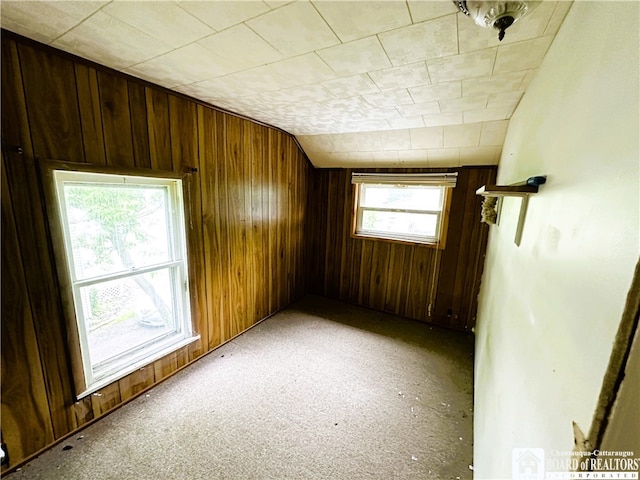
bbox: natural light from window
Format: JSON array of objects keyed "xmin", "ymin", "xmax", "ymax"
[
  {"xmin": 352, "ymin": 172, "xmax": 457, "ymax": 246},
  {"xmin": 54, "ymin": 171, "xmax": 195, "ymax": 395}
]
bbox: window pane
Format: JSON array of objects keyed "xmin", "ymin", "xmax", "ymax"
[
  {"xmin": 79, "ymin": 269, "xmax": 177, "ymax": 368},
  {"xmin": 63, "ymin": 183, "xmax": 171, "ymax": 280},
  {"xmin": 360, "ymin": 184, "xmax": 442, "ymax": 211},
  {"xmin": 361, "ymin": 210, "xmax": 438, "ymax": 237}
]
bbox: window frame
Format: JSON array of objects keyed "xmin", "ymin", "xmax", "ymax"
[
  {"xmin": 41, "ymin": 160, "xmax": 199, "ymax": 399},
  {"xmin": 351, "ymin": 173, "xmax": 456, "ymax": 249}
]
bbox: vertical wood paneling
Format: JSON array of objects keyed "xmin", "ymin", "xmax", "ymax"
[
  {"xmin": 243, "ymin": 120, "xmax": 255, "ymax": 331},
  {"xmin": 251, "ymin": 123, "xmax": 267, "ymax": 321},
  {"xmin": 1, "ymin": 32, "xmax": 310, "ymax": 470},
  {"xmin": 90, "ymin": 383, "xmax": 121, "ymax": 418},
  {"xmin": 75, "ymin": 63, "xmax": 106, "ymax": 165},
  {"xmin": 168, "ymin": 95, "xmax": 207, "ymax": 360},
  {"xmin": 98, "ymin": 71, "xmax": 135, "ymax": 167},
  {"xmin": 18, "ymin": 44, "xmax": 84, "ymax": 162},
  {"xmin": 307, "ymin": 166, "xmax": 496, "ymax": 330},
  {"xmin": 119, "ymin": 366, "xmax": 155, "ymax": 402},
  {"xmin": 224, "ymin": 115, "xmax": 247, "ymax": 338},
  {"xmin": 145, "ymin": 88, "xmax": 172, "ymax": 171},
  {"xmin": 198, "ymin": 106, "xmax": 223, "ymax": 349},
  {"xmin": 128, "ymin": 81, "xmax": 151, "ymax": 169},
  {"xmin": 3, "ymin": 41, "xmax": 78, "ymax": 441},
  {"xmin": 1, "ymin": 156, "xmax": 55, "ymax": 464}
]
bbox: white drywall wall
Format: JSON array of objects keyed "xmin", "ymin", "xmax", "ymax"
[{"xmin": 474, "ymin": 2, "xmax": 640, "ymax": 478}]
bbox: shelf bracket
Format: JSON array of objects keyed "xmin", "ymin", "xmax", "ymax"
[{"xmin": 476, "ymin": 177, "xmax": 546, "ymax": 246}]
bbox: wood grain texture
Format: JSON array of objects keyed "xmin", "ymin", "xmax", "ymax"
[
  {"xmin": 97, "ymin": 71, "xmax": 135, "ymax": 167},
  {"xmin": 3, "ymin": 39, "xmax": 77, "ymax": 441},
  {"xmin": 128, "ymin": 81, "xmax": 151, "ymax": 169},
  {"xmin": 18, "ymin": 43, "xmax": 84, "ymax": 162},
  {"xmin": 1, "ymin": 155, "xmax": 55, "ymax": 467},
  {"xmin": 74, "ymin": 63, "xmax": 106, "ymax": 165},
  {"xmin": 307, "ymin": 167, "xmax": 497, "ymax": 331},
  {"xmin": 1, "ymin": 32, "xmax": 310, "ymax": 470},
  {"xmin": 146, "ymin": 87, "xmax": 172, "ymax": 171}
]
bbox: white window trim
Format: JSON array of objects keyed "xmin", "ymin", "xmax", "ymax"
[
  {"xmin": 351, "ymin": 172, "xmax": 457, "ymax": 246},
  {"xmin": 52, "ymin": 170, "xmax": 198, "ymax": 398}
]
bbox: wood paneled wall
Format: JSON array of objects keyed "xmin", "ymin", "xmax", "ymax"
[
  {"xmin": 306, "ymin": 167, "xmax": 497, "ymax": 331},
  {"xmin": 1, "ymin": 33, "xmax": 309, "ymax": 469}
]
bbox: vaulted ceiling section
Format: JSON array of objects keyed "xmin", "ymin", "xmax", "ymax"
[{"xmin": 0, "ymin": 1, "xmax": 571, "ymax": 167}]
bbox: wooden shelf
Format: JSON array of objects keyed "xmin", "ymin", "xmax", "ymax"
[{"xmin": 476, "ymin": 184, "xmax": 538, "ymax": 197}]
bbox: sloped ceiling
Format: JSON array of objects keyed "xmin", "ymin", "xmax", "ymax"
[{"xmin": 0, "ymin": 1, "xmax": 571, "ymax": 168}]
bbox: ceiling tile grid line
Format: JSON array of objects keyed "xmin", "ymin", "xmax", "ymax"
[{"xmin": 0, "ymin": 0, "xmax": 573, "ymax": 168}]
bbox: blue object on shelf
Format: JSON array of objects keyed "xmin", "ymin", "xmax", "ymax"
[{"xmin": 527, "ymin": 176, "xmax": 546, "ymax": 187}]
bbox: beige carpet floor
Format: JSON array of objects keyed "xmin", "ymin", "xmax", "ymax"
[{"xmin": 8, "ymin": 295, "xmax": 474, "ymax": 480}]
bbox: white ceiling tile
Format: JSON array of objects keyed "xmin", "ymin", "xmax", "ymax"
[
  {"xmin": 422, "ymin": 112, "xmax": 463, "ymax": 127},
  {"xmin": 457, "ymin": 2, "xmax": 556, "ymax": 53},
  {"xmin": 463, "ymin": 108, "xmax": 510, "ymax": 124},
  {"xmin": 102, "ymin": 2, "xmax": 213, "ymax": 49},
  {"xmin": 126, "ymin": 43, "xmax": 237, "ymax": 87},
  {"xmin": 318, "ymin": 36, "xmax": 392, "ymax": 76},
  {"xmin": 444, "ymin": 123, "xmax": 482, "ymax": 148},
  {"xmin": 267, "ymin": 53, "xmax": 337, "ymax": 86},
  {"xmin": 368, "ymin": 62, "xmax": 431, "ymax": 91},
  {"xmin": 379, "ymin": 129, "xmax": 411, "ymax": 150},
  {"xmin": 407, "ymin": 1, "xmax": 457, "ymax": 23},
  {"xmin": 346, "ymin": 151, "xmax": 374, "ymax": 162},
  {"xmin": 363, "ymin": 89, "xmax": 413, "ymax": 108},
  {"xmin": 388, "ymin": 116, "xmax": 425, "ymax": 129},
  {"xmin": 461, "ymin": 71, "xmax": 526, "ymax": 97},
  {"xmin": 296, "ymin": 134, "xmax": 333, "ymax": 153},
  {"xmin": 545, "ymin": 1, "xmax": 574, "ymax": 36},
  {"xmin": 359, "ymin": 106, "xmax": 401, "ymax": 121},
  {"xmin": 494, "ymin": 36, "xmax": 555, "ymax": 74},
  {"xmin": 428, "ymin": 148, "xmax": 460, "ymax": 167},
  {"xmin": 271, "ymin": 84, "xmax": 335, "ymax": 104},
  {"xmin": 322, "ymin": 74, "xmax": 380, "ymax": 98},
  {"xmin": 191, "ymin": 65, "xmax": 285, "ymax": 99},
  {"xmin": 379, "ymin": 14, "xmax": 458, "ymax": 66},
  {"xmin": 398, "ymin": 149, "xmax": 428, "ymax": 162},
  {"xmin": 520, "ymin": 69, "xmax": 539, "ymax": 90},
  {"xmin": 312, "ymin": 1, "xmax": 411, "ymax": 42},
  {"xmin": 0, "ymin": 1, "xmax": 107, "ymax": 44},
  {"xmin": 439, "ymin": 95, "xmax": 487, "ymax": 113},
  {"xmin": 408, "ymin": 81, "xmax": 461, "ymax": 103},
  {"xmin": 179, "ymin": 1, "xmax": 271, "ymax": 31},
  {"xmin": 487, "ymin": 91, "xmax": 524, "ymax": 111},
  {"xmin": 459, "ymin": 146, "xmax": 501, "ymax": 165},
  {"xmin": 198, "ymin": 24, "xmax": 284, "ymax": 70},
  {"xmin": 246, "ymin": 1, "xmax": 339, "ymax": 56},
  {"xmin": 371, "ymin": 151, "xmax": 400, "ymax": 164},
  {"xmin": 330, "ymin": 133, "xmax": 362, "ymax": 152},
  {"xmin": 480, "ymin": 120, "xmax": 509, "ymax": 146},
  {"xmin": 52, "ymin": 11, "xmax": 172, "ymax": 69},
  {"xmin": 337, "ymin": 119, "xmax": 390, "ymax": 133},
  {"xmin": 398, "ymin": 158, "xmax": 430, "ymax": 167},
  {"xmin": 397, "ymin": 101, "xmax": 440, "ymax": 117},
  {"xmin": 427, "ymin": 48, "xmax": 497, "ymax": 83},
  {"xmin": 410, "ymin": 126, "xmax": 443, "ymax": 149}
]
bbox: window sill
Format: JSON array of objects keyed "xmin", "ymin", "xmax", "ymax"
[
  {"xmin": 351, "ymin": 232, "xmax": 446, "ymax": 249},
  {"xmin": 76, "ymin": 334, "xmax": 200, "ymax": 400}
]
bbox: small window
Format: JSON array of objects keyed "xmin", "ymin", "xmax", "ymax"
[
  {"xmin": 52, "ymin": 169, "xmax": 197, "ymax": 396},
  {"xmin": 352, "ymin": 173, "xmax": 457, "ymax": 246}
]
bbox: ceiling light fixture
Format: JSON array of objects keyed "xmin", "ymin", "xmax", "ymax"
[{"xmin": 453, "ymin": 1, "xmax": 541, "ymax": 41}]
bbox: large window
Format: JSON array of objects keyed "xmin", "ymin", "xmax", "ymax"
[
  {"xmin": 51, "ymin": 169, "xmax": 196, "ymax": 396},
  {"xmin": 352, "ymin": 173, "xmax": 457, "ymax": 246}
]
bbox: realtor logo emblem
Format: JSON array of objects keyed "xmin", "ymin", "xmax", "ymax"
[{"xmin": 513, "ymin": 448, "xmax": 545, "ymax": 480}]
